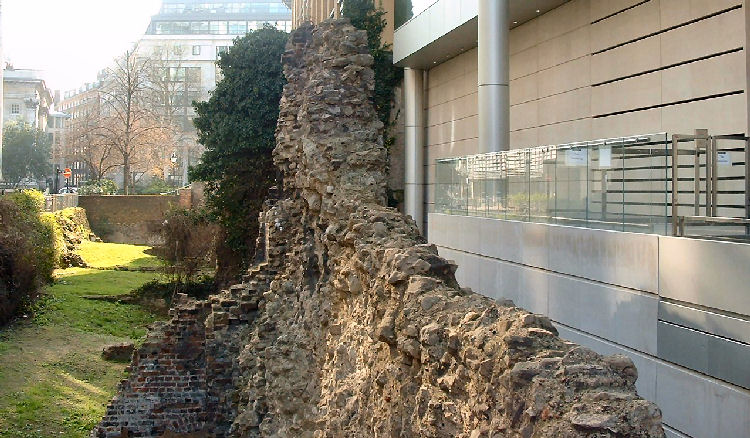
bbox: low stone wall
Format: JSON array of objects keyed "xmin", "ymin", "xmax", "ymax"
[
  {"xmin": 45, "ymin": 193, "xmax": 78, "ymax": 212},
  {"xmin": 78, "ymin": 195, "xmax": 179, "ymax": 245}
]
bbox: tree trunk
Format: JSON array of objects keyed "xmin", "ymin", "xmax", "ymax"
[{"xmin": 123, "ymin": 153, "xmax": 130, "ymax": 195}]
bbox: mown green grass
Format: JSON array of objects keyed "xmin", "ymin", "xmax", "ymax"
[
  {"xmin": 0, "ymin": 241, "xmax": 164, "ymax": 437},
  {"xmin": 77, "ymin": 240, "xmax": 160, "ymax": 269}
]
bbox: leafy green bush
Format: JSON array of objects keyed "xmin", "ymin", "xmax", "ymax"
[
  {"xmin": 6, "ymin": 188, "xmax": 45, "ymax": 212},
  {"xmin": 135, "ymin": 178, "xmax": 178, "ymax": 195},
  {"xmin": 190, "ymin": 26, "xmax": 288, "ymax": 281},
  {"xmin": 40, "ymin": 212, "xmax": 65, "ymax": 272},
  {"xmin": 78, "ymin": 179, "xmax": 117, "ymax": 195},
  {"xmin": 343, "ymin": 0, "xmax": 403, "ymax": 133},
  {"xmin": 0, "ymin": 190, "xmax": 63, "ymax": 324}
]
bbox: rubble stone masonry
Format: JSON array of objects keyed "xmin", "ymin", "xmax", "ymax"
[{"xmin": 93, "ymin": 19, "xmax": 665, "ymax": 437}]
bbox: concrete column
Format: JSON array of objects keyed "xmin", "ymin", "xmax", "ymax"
[
  {"xmin": 404, "ymin": 67, "xmax": 425, "ymax": 234},
  {"xmin": 478, "ymin": 0, "xmax": 509, "ymax": 153}
]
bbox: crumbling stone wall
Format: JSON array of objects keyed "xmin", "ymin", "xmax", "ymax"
[{"xmin": 93, "ymin": 19, "xmax": 664, "ymax": 438}]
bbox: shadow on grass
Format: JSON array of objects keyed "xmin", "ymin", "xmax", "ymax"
[
  {"xmin": 0, "ymin": 243, "xmax": 169, "ymax": 438},
  {"xmin": 37, "ymin": 268, "xmax": 163, "ymax": 339},
  {"xmin": 0, "ymin": 330, "xmax": 132, "ymax": 438}
]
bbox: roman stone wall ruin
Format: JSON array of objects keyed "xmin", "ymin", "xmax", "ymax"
[{"xmin": 93, "ymin": 19, "xmax": 665, "ymax": 438}]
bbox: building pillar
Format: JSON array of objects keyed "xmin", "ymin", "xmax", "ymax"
[
  {"xmin": 478, "ymin": 0, "xmax": 509, "ymax": 153},
  {"xmin": 404, "ymin": 67, "xmax": 425, "ymax": 234}
]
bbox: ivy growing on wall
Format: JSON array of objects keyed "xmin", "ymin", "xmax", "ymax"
[{"xmin": 342, "ymin": 0, "xmax": 403, "ymax": 137}]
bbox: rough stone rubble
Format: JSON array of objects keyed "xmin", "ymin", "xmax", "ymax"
[{"xmin": 93, "ymin": 19, "xmax": 665, "ymax": 437}]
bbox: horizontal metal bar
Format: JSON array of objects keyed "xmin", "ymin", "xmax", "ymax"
[
  {"xmin": 680, "ymin": 216, "xmax": 750, "ymax": 225},
  {"xmin": 712, "ymin": 134, "xmax": 749, "ymax": 141}
]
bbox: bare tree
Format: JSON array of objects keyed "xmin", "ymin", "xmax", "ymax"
[
  {"xmin": 98, "ymin": 46, "xmax": 175, "ymax": 194},
  {"xmin": 145, "ymin": 44, "xmax": 205, "ymax": 184},
  {"xmin": 66, "ymin": 107, "xmax": 118, "ymax": 182}
]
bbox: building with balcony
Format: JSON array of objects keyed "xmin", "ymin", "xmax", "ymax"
[{"xmin": 394, "ymin": 1, "xmax": 750, "ymax": 437}]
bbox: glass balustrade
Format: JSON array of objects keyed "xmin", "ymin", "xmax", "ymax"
[{"xmin": 434, "ymin": 133, "xmax": 672, "ymax": 234}]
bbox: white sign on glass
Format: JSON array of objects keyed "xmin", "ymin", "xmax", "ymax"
[
  {"xmin": 565, "ymin": 148, "xmax": 587, "ymax": 166},
  {"xmin": 599, "ymin": 146, "xmax": 612, "ymax": 168},
  {"xmin": 717, "ymin": 151, "xmax": 732, "ymax": 166}
]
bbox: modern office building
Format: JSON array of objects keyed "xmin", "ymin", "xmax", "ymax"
[
  {"xmin": 137, "ymin": 0, "xmax": 292, "ymax": 184},
  {"xmin": 393, "ymin": 1, "xmax": 750, "ymax": 437}
]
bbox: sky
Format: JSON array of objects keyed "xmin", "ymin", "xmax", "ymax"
[{"xmin": 2, "ymin": 0, "xmax": 162, "ymax": 94}]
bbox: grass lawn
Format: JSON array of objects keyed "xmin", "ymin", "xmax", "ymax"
[
  {"xmin": 76, "ymin": 240, "xmax": 161, "ymax": 269},
  {"xmin": 0, "ymin": 242, "xmax": 164, "ymax": 437}
]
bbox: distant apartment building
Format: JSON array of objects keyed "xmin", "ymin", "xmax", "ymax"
[
  {"xmin": 58, "ymin": 76, "xmax": 106, "ymax": 185},
  {"xmin": 2, "ymin": 68, "xmax": 53, "ymax": 131},
  {"xmin": 47, "ymin": 110, "xmax": 72, "ymax": 187},
  {"xmin": 137, "ymin": 0, "xmax": 293, "ymax": 184}
]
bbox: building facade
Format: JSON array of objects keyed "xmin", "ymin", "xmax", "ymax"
[
  {"xmin": 58, "ymin": 76, "xmax": 106, "ymax": 187},
  {"xmin": 59, "ymin": 0, "xmax": 292, "ymax": 188},
  {"xmin": 138, "ymin": 0, "xmax": 293, "ymax": 185},
  {"xmin": 47, "ymin": 110, "xmax": 70, "ymax": 187},
  {"xmin": 2, "ymin": 68, "xmax": 53, "ymax": 131},
  {"xmin": 395, "ymin": 1, "xmax": 750, "ymax": 437},
  {"xmin": 288, "ymin": 0, "xmax": 395, "ymax": 45}
]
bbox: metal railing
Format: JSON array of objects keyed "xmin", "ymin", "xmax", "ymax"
[
  {"xmin": 671, "ymin": 131, "xmax": 750, "ymax": 238},
  {"xmin": 434, "ymin": 131, "xmax": 750, "ymax": 241}
]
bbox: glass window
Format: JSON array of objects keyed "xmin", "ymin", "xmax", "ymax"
[
  {"xmin": 168, "ymin": 67, "xmax": 186, "ymax": 81},
  {"xmin": 190, "ymin": 21, "xmax": 209, "ymax": 34},
  {"xmin": 10, "ymin": 103, "xmax": 20, "ymax": 115},
  {"xmin": 186, "ymin": 67, "xmax": 201, "ymax": 84},
  {"xmin": 216, "ymin": 46, "xmax": 229, "ymax": 56},
  {"xmin": 228, "ymin": 21, "xmax": 247, "ymax": 34},
  {"xmin": 155, "ymin": 22, "xmax": 169, "ymax": 34},
  {"xmin": 192, "ymin": 45, "xmax": 201, "ymax": 55},
  {"xmin": 162, "ymin": 3, "xmax": 185, "ymax": 14},
  {"xmin": 396, "ymin": 0, "xmax": 432, "ymax": 29},
  {"xmin": 175, "ymin": 21, "xmax": 190, "ymax": 33},
  {"xmin": 270, "ymin": 2, "xmax": 290, "ymax": 13}
]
